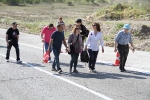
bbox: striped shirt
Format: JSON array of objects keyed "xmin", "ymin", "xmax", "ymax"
[{"xmin": 115, "ymin": 30, "xmax": 132, "ymax": 45}]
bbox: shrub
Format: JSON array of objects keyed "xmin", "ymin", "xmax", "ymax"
[
  {"xmin": 4, "ymin": 0, "xmax": 21, "ymax": 5},
  {"xmin": 116, "ymin": 23, "xmax": 124, "ymax": 30},
  {"xmin": 67, "ymin": 1, "xmax": 73, "ymax": 6}
]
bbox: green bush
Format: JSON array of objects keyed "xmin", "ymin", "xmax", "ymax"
[
  {"xmin": 4, "ymin": 0, "xmax": 21, "ymax": 5},
  {"xmin": 116, "ymin": 23, "xmax": 124, "ymax": 30},
  {"xmin": 67, "ymin": 1, "xmax": 73, "ymax": 6}
]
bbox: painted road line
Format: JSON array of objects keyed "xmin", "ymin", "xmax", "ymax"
[
  {"xmin": 0, "ymin": 38, "xmax": 67, "ymax": 53},
  {"xmin": 96, "ymin": 60, "xmax": 150, "ymax": 75},
  {"xmin": 97, "ymin": 60, "xmax": 113, "ymax": 66},
  {"xmin": 0, "ymin": 54, "xmax": 113, "ymax": 100},
  {"xmin": 125, "ymin": 67, "xmax": 150, "ymax": 75},
  {"xmin": 0, "ymin": 38, "xmax": 150, "ymax": 75}
]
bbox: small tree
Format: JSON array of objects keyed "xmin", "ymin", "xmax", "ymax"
[{"xmin": 4, "ymin": 0, "xmax": 21, "ymax": 5}]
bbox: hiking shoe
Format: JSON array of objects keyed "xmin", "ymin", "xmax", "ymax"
[
  {"xmin": 73, "ymin": 69, "xmax": 78, "ymax": 73},
  {"xmin": 17, "ymin": 60, "xmax": 22, "ymax": 63},
  {"xmin": 6, "ymin": 59, "xmax": 9, "ymax": 62},
  {"xmin": 123, "ymin": 69, "xmax": 126, "ymax": 72},
  {"xmin": 120, "ymin": 70, "xmax": 126, "ymax": 72},
  {"xmin": 57, "ymin": 69, "xmax": 62, "ymax": 73},
  {"xmin": 92, "ymin": 69, "xmax": 97, "ymax": 73},
  {"xmin": 48, "ymin": 60, "xmax": 52, "ymax": 63},
  {"xmin": 52, "ymin": 68, "xmax": 57, "ymax": 71}
]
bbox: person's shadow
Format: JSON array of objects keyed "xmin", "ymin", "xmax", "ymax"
[
  {"xmin": 0, "ymin": 45, "xmax": 6, "ymax": 48},
  {"xmin": 9, "ymin": 61, "xmax": 45, "ymax": 67},
  {"xmin": 60, "ymin": 62, "xmax": 85, "ymax": 68},
  {"xmin": 61, "ymin": 71, "xmax": 148, "ymax": 80}
]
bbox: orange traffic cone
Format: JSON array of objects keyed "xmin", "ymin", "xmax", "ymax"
[{"xmin": 113, "ymin": 52, "xmax": 120, "ymax": 66}]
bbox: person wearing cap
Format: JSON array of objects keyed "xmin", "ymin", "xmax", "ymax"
[
  {"xmin": 114, "ymin": 24, "xmax": 135, "ymax": 72},
  {"xmin": 41, "ymin": 23, "xmax": 56, "ymax": 63},
  {"xmin": 57, "ymin": 17, "xmax": 65, "ymax": 32},
  {"xmin": 76, "ymin": 19, "xmax": 89, "ymax": 42},
  {"xmin": 85, "ymin": 23, "xmax": 104, "ymax": 73},
  {"xmin": 6, "ymin": 22, "xmax": 22, "ymax": 63},
  {"xmin": 67, "ymin": 25, "xmax": 83, "ymax": 73}
]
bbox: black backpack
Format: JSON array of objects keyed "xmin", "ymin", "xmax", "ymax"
[
  {"xmin": 80, "ymin": 24, "xmax": 89, "ymax": 37},
  {"xmin": 80, "ymin": 51, "xmax": 89, "ymax": 63}
]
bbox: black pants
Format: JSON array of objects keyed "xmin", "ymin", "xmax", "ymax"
[
  {"xmin": 6, "ymin": 42, "xmax": 20, "ymax": 61},
  {"xmin": 82, "ymin": 36, "xmax": 85, "ymax": 42},
  {"xmin": 70, "ymin": 52, "xmax": 79, "ymax": 70},
  {"xmin": 88, "ymin": 49, "xmax": 99, "ymax": 70},
  {"xmin": 117, "ymin": 44, "xmax": 129, "ymax": 70}
]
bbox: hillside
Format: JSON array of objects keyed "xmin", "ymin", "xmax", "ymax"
[{"xmin": 0, "ymin": 0, "xmax": 150, "ymax": 51}]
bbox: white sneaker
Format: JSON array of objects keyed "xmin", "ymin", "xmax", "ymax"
[
  {"xmin": 6, "ymin": 59, "xmax": 9, "ymax": 62},
  {"xmin": 48, "ymin": 60, "xmax": 51, "ymax": 63},
  {"xmin": 17, "ymin": 60, "xmax": 22, "ymax": 63},
  {"xmin": 89, "ymin": 68, "xmax": 92, "ymax": 73}
]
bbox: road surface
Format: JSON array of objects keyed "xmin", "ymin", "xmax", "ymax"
[{"xmin": 0, "ymin": 28, "xmax": 150, "ymax": 100}]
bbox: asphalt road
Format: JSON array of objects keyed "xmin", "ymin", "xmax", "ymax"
[{"xmin": 0, "ymin": 28, "xmax": 150, "ymax": 100}]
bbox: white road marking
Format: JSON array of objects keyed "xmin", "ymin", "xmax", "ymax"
[
  {"xmin": 0, "ymin": 37, "xmax": 150, "ymax": 75},
  {"xmin": 0, "ymin": 54, "xmax": 113, "ymax": 100},
  {"xmin": 96, "ymin": 60, "xmax": 150, "ymax": 75}
]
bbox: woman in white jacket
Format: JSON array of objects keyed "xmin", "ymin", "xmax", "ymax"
[{"xmin": 85, "ymin": 23, "xmax": 104, "ymax": 72}]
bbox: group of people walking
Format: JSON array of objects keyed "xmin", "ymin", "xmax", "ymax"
[{"xmin": 5, "ymin": 17, "xmax": 135, "ymax": 74}]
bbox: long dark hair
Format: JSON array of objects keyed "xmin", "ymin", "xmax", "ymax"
[{"xmin": 93, "ymin": 22, "xmax": 101, "ymax": 32}]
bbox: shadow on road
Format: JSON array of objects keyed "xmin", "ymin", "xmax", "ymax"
[
  {"xmin": 9, "ymin": 61, "xmax": 46, "ymax": 67},
  {"xmin": 124, "ymin": 70, "xmax": 150, "ymax": 77},
  {"xmin": 68, "ymin": 71, "xmax": 147, "ymax": 80},
  {"xmin": 22, "ymin": 63, "xmax": 46, "ymax": 67},
  {"xmin": 60, "ymin": 62, "xmax": 84, "ymax": 68},
  {"xmin": 0, "ymin": 45, "xmax": 6, "ymax": 48}
]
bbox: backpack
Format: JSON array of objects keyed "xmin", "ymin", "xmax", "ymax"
[
  {"xmin": 85, "ymin": 29, "xmax": 89, "ymax": 37},
  {"xmin": 80, "ymin": 25, "xmax": 89, "ymax": 37},
  {"xmin": 80, "ymin": 51, "xmax": 89, "ymax": 63}
]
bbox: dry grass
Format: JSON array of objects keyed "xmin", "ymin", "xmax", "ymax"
[
  {"xmin": 96, "ymin": 1, "xmax": 150, "ymax": 20},
  {"xmin": 0, "ymin": 3, "xmax": 101, "ymax": 36},
  {"xmin": 0, "ymin": 1, "xmax": 150, "ymax": 51}
]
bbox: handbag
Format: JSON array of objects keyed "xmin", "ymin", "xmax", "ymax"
[
  {"xmin": 80, "ymin": 50, "xmax": 89, "ymax": 63},
  {"xmin": 43, "ymin": 51, "xmax": 50, "ymax": 63},
  {"xmin": 68, "ymin": 34, "xmax": 79, "ymax": 54}
]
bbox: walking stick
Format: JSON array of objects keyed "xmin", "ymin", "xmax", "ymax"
[{"xmin": 42, "ymin": 42, "xmax": 44, "ymax": 63}]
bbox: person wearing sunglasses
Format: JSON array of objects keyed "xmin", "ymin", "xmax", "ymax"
[
  {"xmin": 114, "ymin": 24, "xmax": 135, "ymax": 72},
  {"xmin": 85, "ymin": 23, "xmax": 104, "ymax": 73},
  {"xmin": 67, "ymin": 25, "xmax": 83, "ymax": 73}
]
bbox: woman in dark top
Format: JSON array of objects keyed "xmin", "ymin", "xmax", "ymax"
[{"xmin": 67, "ymin": 25, "xmax": 83, "ymax": 73}]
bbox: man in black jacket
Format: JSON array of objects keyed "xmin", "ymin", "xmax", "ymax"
[{"xmin": 76, "ymin": 19, "xmax": 89, "ymax": 42}]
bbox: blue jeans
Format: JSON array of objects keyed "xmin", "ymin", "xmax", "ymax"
[
  {"xmin": 88, "ymin": 49, "xmax": 99, "ymax": 70},
  {"xmin": 44, "ymin": 42, "xmax": 52, "ymax": 60},
  {"xmin": 52, "ymin": 48, "xmax": 61, "ymax": 70}
]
